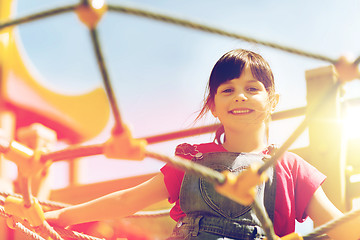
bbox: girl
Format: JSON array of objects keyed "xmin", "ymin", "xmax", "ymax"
[{"xmin": 45, "ymin": 49, "xmax": 359, "ymax": 239}]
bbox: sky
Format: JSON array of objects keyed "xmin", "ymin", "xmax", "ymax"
[
  {"xmin": 11, "ymin": 0, "xmax": 360, "ymax": 182},
  {"xmin": 5, "ymin": 0, "xmax": 360, "ymax": 235}
]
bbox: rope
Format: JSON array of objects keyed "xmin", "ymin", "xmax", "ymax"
[
  {"xmin": 107, "ymin": 4, "xmax": 337, "ymax": 64},
  {"xmin": 252, "ymin": 199, "xmax": 277, "ymax": 240},
  {"xmin": 53, "ymin": 226, "xmax": 106, "ymax": 240},
  {"xmin": 0, "ymin": 206, "xmax": 45, "ymax": 240},
  {"xmin": 0, "ymin": 2, "xmax": 350, "ymax": 65},
  {"xmin": 258, "ymin": 81, "xmax": 342, "ymax": 175},
  {"xmin": 35, "ymin": 222, "xmax": 64, "ymax": 240},
  {"xmin": 145, "ymin": 150, "xmax": 225, "ymax": 185},
  {"xmin": 15, "ymin": 222, "xmax": 46, "ymax": 240},
  {"xmin": 303, "ymin": 208, "xmax": 360, "ymax": 240},
  {"xmin": 144, "ymin": 152, "xmax": 278, "ymax": 239},
  {"xmin": 1, "ymin": 200, "xmax": 102, "ymax": 240},
  {"xmin": 0, "ymin": 4, "xmax": 77, "ymax": 30},
  {"xmin": 90, "ymin": 28, "xmax": 124, "ymax": 135},
  {"xmin": 13, "ymin": 175, "xmax": 64, "ymax": 240},
  {"xmin": 0, "ymin": 2, "xmax": 358, "ymax": 240},
  {"xmin": 145, "ymin": 124, "xmax": 220, "ymax": 144},
  {"xmin": 353, "ymin": 55, "xmax": 360, "ymax": 66},
  {"xmin": 0, "ymin": 205, "xmax": 10, "ymax": 218},
  {"xmin": 0, "ymin": 80, "xmax": 350, "ymax": 240},
  {"xmin": 144, "ymin": 106, "xmax": 304, "ymax": 143},
  {"xmin": 0, "ymin": 191, "xmax": 71, "ymax": 210},
  {"xmin": 1, "ymin": 189, "xmax": 170, "ymax": 218},
  {"xmin": 142, "ymin": 82, "xmax": 349, "ymax": 240}
]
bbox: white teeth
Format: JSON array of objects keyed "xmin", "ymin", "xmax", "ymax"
[{"xmin": 231, "ymin": 109, "xmax": 251, "ymax": 114}]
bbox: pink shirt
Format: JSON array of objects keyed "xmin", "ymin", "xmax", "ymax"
[{"xmin": 160, "ymin": 142, "xmax": 326, "ymax": 237}]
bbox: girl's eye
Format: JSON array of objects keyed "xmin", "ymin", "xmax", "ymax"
[
  {"xmin": 247, "ymin": 87, "xmax": 259, "ymax": 92},
  {"xmin": 222, "ymin": 88, "xmax": 233, "ymax": 93}
]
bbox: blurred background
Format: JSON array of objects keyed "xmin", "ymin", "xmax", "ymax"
[
  {"xmin": 1, "ymin": 0, "xmax": 360, "ymax": 239},
  {"xmin": 13, "ymin": 0, "xmax": 360, "ymax": 182}
]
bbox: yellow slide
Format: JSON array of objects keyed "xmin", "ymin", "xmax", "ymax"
[{"xmin": 0, "ymin": 1, "xmax": 110, "ymax": 143}]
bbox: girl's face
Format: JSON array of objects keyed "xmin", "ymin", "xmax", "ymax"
[{"xmin": 211, "ymin": 65, "xmax": 276, "ymax": 131}]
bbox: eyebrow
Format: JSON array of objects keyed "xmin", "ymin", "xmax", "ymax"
[
  {"xmin": 246, "ymin": 79, "xmax": 260, "ymax": 83},
  {"xmin": 221, "ymin": 79, "xmax": 261, "ymax": 86}
]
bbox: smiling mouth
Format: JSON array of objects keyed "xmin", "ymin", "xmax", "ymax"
[{"xmin": 229, "ymin": 109, "xmax": 254, "ymax": 114}]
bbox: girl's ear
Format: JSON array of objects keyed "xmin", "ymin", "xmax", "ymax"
[
  {"xmin": 211, "ymin": 109, "xmax": 217, "ymax": 118},
  {"xmin": 271, "ymin": 93, "xmax": 280, "ymax": 112},
  {"xmin": 209, "ymin": 103, "xmax": 217, "ymax": 118}
]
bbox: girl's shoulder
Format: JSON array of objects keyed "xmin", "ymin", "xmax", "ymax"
[
  {"xmin": 175, "ymin": 142, "xmax": 225, "ymax": 158},
  {"xmin": 277, "ymin": 151, "xmax": 315, "ymax": 171}
]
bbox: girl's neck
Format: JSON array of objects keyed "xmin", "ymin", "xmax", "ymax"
[{"xmin": 221, "ymin": 124, "xmax": 267, "ymax": 153}]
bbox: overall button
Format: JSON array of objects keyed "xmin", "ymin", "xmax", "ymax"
[{"xmin": 176, "ymin": 221, "xmax": 183, "ymax": 228}]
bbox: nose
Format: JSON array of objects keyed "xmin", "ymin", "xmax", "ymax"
[{"xmin": 234, "ymin": 92, "xmax": 247, "ymax": 102}]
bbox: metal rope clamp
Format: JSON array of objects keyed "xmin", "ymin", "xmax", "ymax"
[
  {"xmin": 4, "ymin": 196, "xmax": 45, "ymax": 228},
  {"xmin": 103, "ymin": 124, "xmax": 147, "ymax": 160}
]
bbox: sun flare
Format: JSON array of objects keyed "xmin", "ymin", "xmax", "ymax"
[{"xmin": 343, "ymin": 105, "xmax": 360, "ymax": 140}]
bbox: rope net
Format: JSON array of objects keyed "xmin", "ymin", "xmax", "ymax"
[{"xmin": 0, "ymin": 0, "xmax": 359, "ymax": 240}]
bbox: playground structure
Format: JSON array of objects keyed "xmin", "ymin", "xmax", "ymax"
[{"xmin": 0, "ymin": 0, "xmax": 360, "ymax": 239}]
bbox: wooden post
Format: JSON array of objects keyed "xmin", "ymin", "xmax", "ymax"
[
  {"xmin": 305, "ymin": 65, "xmax": 347, "ymax": 211},
  {"xmin": 69, "ymin": 158, "xmax": 82, "ymax": 186},
  {"xmin": 17, "ymin": 123, "xmax": 57, "ymax": 199}
]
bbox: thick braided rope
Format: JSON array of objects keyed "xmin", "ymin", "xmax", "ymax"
[
  {"xmin": 0, "ymin": 189, "xmax": 64, "ymax": 240},
  {"xmin": 36, "ymin": 221, "xmax": 64, "ymax": 240},
  {"xmin": 108, "ymin": 4, "xmax": 337, "ymax": 64},
  {"xmin": 53, "ymin": 226, "xmax": 105, "ymax": 240},
  {"xmin": 145, "ymin": 150, "xmax": 225, "ymax": 185},
  {"xmin": 0, "ymin": 193, "xmax": 64, "ymax": 240},
  {"xmin": 1, "ymin": 203, "xmax": 101, "ymax": 240},
  {"xmin": 0, "ymin": 206, "xmax": 46, "ymax": 240},
  {"xmin": 0, "ymin": 205, "xmax": 9, "ymax": 218},
  {"xmin": 15, "ymin": 222, "xmax": 46, "ymax": 240},
  {"xmin": 0, "ymin": 191, "xmax": 70, "ymax": 210},
  {"xmin": 1, "ymin": 190, "xmax": 169, "ymax": 218},
  {"xmin": 303, "ymin": 208, "xmax": 360, "ymax": 240}
]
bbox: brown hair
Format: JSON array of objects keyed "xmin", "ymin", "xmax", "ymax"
[{"xmin": 196, "ymin": 49, "xmax": 276, "ymax": 143}]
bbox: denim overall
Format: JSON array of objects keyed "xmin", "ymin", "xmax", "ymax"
[{"xmin": 168, "ymin": 152, "xmax": 276, "ymax": 240}]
